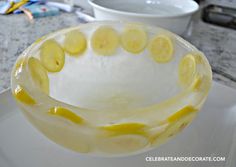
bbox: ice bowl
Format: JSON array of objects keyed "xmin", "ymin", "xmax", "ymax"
[{"xmin": 11, "ymin": 21, "xmax": 212, "ymax": 156}]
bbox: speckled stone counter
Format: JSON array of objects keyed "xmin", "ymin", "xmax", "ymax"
[
  {"xmin": 184, "ymin": 13, "xmax": 236, "ymax": 89},
  {"xmin": 0, "ymin": 11, "xmax": 236, "ymax": 93},
  {"xmin": 0, "ymin": 13, "xmax": 80, "ymax": 93}
]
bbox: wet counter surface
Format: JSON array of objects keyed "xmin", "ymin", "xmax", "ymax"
[{"xmin": 0, "ymin": 12, "xmax": 236, "ymax": 93}]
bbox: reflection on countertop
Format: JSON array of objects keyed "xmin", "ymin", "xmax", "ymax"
[{"xmin": 0, "ymin": 10, "xmax": 236, "ymax": 93}]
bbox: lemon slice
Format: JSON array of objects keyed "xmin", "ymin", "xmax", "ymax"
[
  {"xmin": 28, "ymin": 57, "xmax": 49, "ymax": 94},
  {"xmin": 63, "ymin": 30, "xmax": 87, "ymax": 55},
  {"xmin": 148, "ymin": 35, "xmax": 174, "ymax": 63},
  {"xmin": 34, "ymin": 35, "xmax": 47, "ymax": 45},
  {"xmin": 100, "ymin": 122, "xmax": 147, "ymax": 135},
  {"xmin": 13, "ymin": 85, "xmax": 36, "ymax": 105},
  {"xmin": 98, "ymin": 134, "xmax": 148, "ymax": 154},
  {"xmin": 40, "ymin": 40, "xmax": 65, "ymax": 72},
  {"xmin": 178, "ymin": 54, "xmax": 197, "ymax": 86},
  {"xmin": 14, "ymin": 57, "xmax": 26, "ymax": 77},
  {"xmin": 91, "ymin": 26, "xmax": 119, "ymax": 56},
  {"xmin": 167, "ymin": 106, "xmax": 197, "ymax": 123},
  {"xmin": 191, "ymin": 74, "xmax": 211, "ymax": 93},
  {"xmin": 191, "ymin": 74, "xmax": 202, "ymax": 91},
  {"xmin": 121, "ymin": 26, "xmax": 147, "ymax": 54},
  {"xmin": 151, "ymin": 106, "xmax": 197, "ymax": 146},
  {"xmin": 48, "ymin": 107, "xmax": 84, "ymax": 124}
]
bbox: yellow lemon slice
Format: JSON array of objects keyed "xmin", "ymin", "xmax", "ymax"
[
  {"xmin": 167, "ymin": 106, "xmax": 197, "ymax": 123},
  {"xmin": 191, "ymin": 74, "xmax": 211, "ymax": 93},
  {"xmin": 148, "ymin": 35, "xmax": 174, "ymax": 63},
  {"xmin": 34, "ymin": 35, "xmax": 47, "ymax": 45},
  {"xmin": 91, "ymin": 26, "xmax": 119, "ymax": 56},
  {"xmin": 100, "ymin": 122, "xmax": 147, "ymax": 135},
  {"xmin": 28, "ymin": 57, "xmax": 49, "ymax": 94},
  {"xmin": 98, "ymin": 134, "xmax": 148, "ymax": 154},
  {"xmin": 178, "ymin": 54, "xmax": 197, "ymax": 86},
  {"xmin": 151, "ymin": 106, "xmax": 197, "ymax": 146},
  {"xmin": 14, "ymin": 57, "xmax": 26, "ymax": 77},
  {"xmin": 48, "ymin": 107, "xmax": 84, "ymax": 124},
  {"xmin": 191, "ymin": 74, "xmax": 202, "ymax": 91},
  {"xmin": 63, "ymin": 30, "xmax": 87, "ymax": 55},
  {"xmin": 40, "ymin": 39, "xmax": 65, "ymax": 72},
  {"xmin": 121, "ymin": 26, "xmax": 147, "ymax": 54},
  {"xmin": 13, "ymin": 85, "xmax": 36, "ymax": 105}
]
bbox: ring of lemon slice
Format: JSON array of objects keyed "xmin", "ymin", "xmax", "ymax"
[
  {"xmin": 100, "ymin": 122, "xmax": 147, "ymax": 136},
  {"xmin": 150, "ymin": 106, "xmax": 197, "ymax": 146},
  {"xmin": 13, "ymin": 85, "xmax": 36, "ymax": 105},
  {"xmin": 178, "ymin": 54, "xmax": 197, "ymax": 87},
  {"xmin": 97, "ymin": 122, "xmax": 149, "ymax": 154},
  {"xmin": 13, "ymin": 57, "xmax": 26, "ymax": 77},
  {"xmin": 48, "ymin": 107, "xmax": 84, "ymax": 124},
  {"xmin": 148, "ymin": 35, "xmax": 174, "ymax": 63},
  {"xmin": 91, "ymin": 26, "xmax": 119, "ymax": 56},
  {"xmin": 40, "ymin": 39, "xmax": 65, "ymax": 72},
  {"xmin": 121, "ymin": 26, "xmax": 147, "ymax": 54},
  {"xmin": 28, "ymin": 57, "xmax": 49, "ymax": 94},
  {"xmin": 63, "ymin": 30, "xmax": 87, "ymax": 55}
]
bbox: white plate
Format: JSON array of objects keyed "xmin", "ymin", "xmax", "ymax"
[{"xmin": 0, "ymin": 82, "xmax": 236, "ymax": 167}]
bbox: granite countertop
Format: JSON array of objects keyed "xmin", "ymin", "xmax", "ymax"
[
  {"xmin": 0, "ymin": 13, "xmax": 80, "ymax": 93},
  {"xmin": 184, "ymin": 14, "xmax": 236, "ymax": 89},
  {"xmin": 0, "ymin": 11, "xmax": 236, "ymax": 93}
]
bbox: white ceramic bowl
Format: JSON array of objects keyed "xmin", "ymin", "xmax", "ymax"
[
  {"xmin": 88, "ymin": 0, "xmax": 199, "ymax": 35},
  {"xmin": 74, "ymin": 0, "xmax": 93, "ymax": 12}
]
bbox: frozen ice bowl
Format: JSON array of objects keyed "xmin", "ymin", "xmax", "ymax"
[{"xmin": 11, "ymin": 21, "xmax": 212, "ymax": 156}]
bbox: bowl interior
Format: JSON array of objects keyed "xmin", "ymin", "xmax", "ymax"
[
  {"xmin": 48, "ymin": 42, "xmax": 183, "ymax": 111},
  {"xmin": 24, "ymin": 22, "xmax": 200, "ymax": 112},
  {"xmin": 89, "ymin": 0, "xmax": 199, "ymax": 17}
]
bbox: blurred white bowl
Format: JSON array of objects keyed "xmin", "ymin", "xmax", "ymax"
[
  {"xmin": 88, "ymin": 0, "xmax": 199, "ymax": 35},
  {"xmin": 74, "ymin": 0, "xmax": 93, "ymax": 11}
]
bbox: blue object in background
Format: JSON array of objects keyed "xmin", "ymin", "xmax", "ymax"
[
  {"xmin": 25, "ymin": 4, "xmax": 60, "ymax": 17},
  {"xmin": 14, "ymin": 3, "xmax": 60, "ymax": 17},
  {"xmin": 0, "ymin": 0, "xmax": 60, "ymax": 17}
]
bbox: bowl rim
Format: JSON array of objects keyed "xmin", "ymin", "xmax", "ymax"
[
  {"xmin": 11, "ymin": 21, "xmax": 212, "ymax": 116},
  {"xmin": 88, "ymin": 0, "xmax": 199, "ymax": 18}
]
